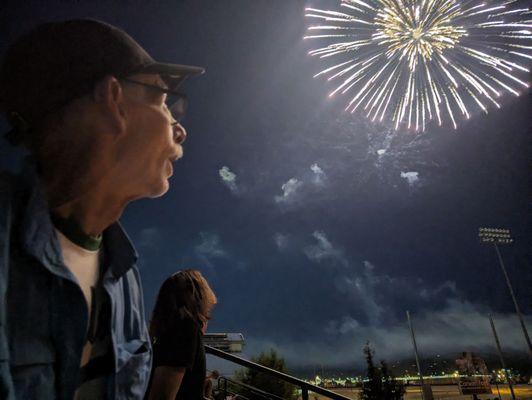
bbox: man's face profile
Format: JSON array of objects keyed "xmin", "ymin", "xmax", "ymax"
[
  {"xmin": 0, "ymin": 19, "xmax": 204, "ymax": 205},
  {"xmin": 114, "ymin": 73, "xmax": 188, "ymax": 199}
]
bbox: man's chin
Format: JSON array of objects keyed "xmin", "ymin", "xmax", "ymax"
[{"xmin": 147, "ymin": 179, "xmax": 170, "ymax": 199}]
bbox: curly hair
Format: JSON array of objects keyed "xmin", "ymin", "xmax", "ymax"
[{"xmin": 149, "ymin": 269, "xmax": 217, "ymax": 338}]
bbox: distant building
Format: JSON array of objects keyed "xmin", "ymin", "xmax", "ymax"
[
  {"xmin": 455, "ymin": 352, "xmax": 492, "ymax": 395},
  {"xmin": 204, "ymin": 333, "xmax": 245, "ymax": 353}
]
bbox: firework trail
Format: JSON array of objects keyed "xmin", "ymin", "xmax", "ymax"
[{"xmin": 304, "ymin": 0, "xmax": 531, "ymax": 131}]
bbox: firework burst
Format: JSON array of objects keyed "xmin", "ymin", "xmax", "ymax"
[{"xmin": 304, "ymin": 0, "xmax": 531, "ymax": 131}]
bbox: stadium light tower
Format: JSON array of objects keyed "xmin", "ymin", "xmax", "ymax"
[
  {"xmin": 489, "ymin": 315, "xmax": 516, "ymax": 400},
  {"xmin": 406, "ymin": 310, "xmax": 425, "ymax": 400},
  {"xmin": 478, "ymin": 228, "xmax": 532, "ymax": 358}
]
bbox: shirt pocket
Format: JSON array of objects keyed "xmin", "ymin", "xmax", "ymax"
[
  {"xmin": 116, "ymin": 339, "xmax": 150, "ymax": 371},
  {"xmin": 115, "ymin": 339, "xmax": 152, "ymax": 399}
]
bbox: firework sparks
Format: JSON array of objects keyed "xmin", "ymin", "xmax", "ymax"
[{"xmin": 304, "ymin": 0, "xmax": 531, "ymax": 131}]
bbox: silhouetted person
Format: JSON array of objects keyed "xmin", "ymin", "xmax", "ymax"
[
  {"xmin": 204, "ymin": 370, "xmax": 220, "ymax": 399},
  {"xmin": 147, "ymin": 270, "xmax": 217, "ymax": 400}
]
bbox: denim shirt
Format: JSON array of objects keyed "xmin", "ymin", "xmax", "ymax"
[{"xmin": 0, "ymin": 165, "xmax": 152, "ymax": 399}]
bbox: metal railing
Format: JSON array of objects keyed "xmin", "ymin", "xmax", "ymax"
[
  {"xmin": 205, "ymin": 345, "xmax": 350, "ymax": 400},
  {"xmin": 218, "ymin": 376, "xmax": 284, "ymax": 400}
]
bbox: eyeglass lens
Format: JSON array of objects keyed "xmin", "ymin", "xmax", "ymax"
[{"xmin": 168, "ymin": 97, "xmax": 188, "ymax": 123}]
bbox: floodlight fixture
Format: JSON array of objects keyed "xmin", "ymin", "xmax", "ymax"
[{"xmin": 478, "ymin": 227, "xmax": 513, "ymax": 244}]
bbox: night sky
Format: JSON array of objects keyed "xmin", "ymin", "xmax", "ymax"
[{"xmin": 1, "ymin": 0, "xmax": 530, "ymax": 371}]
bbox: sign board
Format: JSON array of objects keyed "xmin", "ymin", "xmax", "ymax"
[
  {"xmin": 455, "ymin": 352, "xmax": 492, "ymax": 395},
  {"xmin": 457, "ymin": 377, "xmax": 492, "ymax": 395}
]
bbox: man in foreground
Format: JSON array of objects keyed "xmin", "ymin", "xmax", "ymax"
[{"xmin": 0, "ymin": 19, "xmax": 204, "ymax": 399}]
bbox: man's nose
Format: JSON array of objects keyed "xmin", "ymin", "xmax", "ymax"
[{"xmin": 173, "ymin": 123, "xmax": 187, "ymax": 144}]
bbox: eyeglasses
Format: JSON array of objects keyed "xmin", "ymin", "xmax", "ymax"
[{"xmin": 120, "ymin": 78, "xmax": 188, "ymax": 124}]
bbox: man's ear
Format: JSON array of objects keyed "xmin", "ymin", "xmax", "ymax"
[{"xmin": 92, "ymin": 75, "xmax": 127, "ymax": 136}]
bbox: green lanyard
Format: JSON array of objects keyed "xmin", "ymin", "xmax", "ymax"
[{"xmin": 51, "ymin": 214, "xmax": 103, "ymax": 251}]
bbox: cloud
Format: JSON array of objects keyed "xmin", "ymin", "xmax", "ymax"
[
  {"xmin": 326, "ymin": 299, "xmax": 530, "ymax": 362},
  {"xmin": 273, "ymin": 233, "xmax": 289, "ymax": 251},
  {"xmin": 274, "ymin": 163, "xmax": 327, "ymax": 206},
  {"xmin": 274, "ymin": 178, "xmax": 303, "ymax": 204},
  {"xmin": 325, "ymin": 315, "xmax": 361, "ymax": 335},
  {"xmin": 333, "ymin": 261, "xmax": 385, "ymax": 325},
  {"xmin": 245, "ymin": 261, "xmax": 530, "ymax": 368},
  {"xmin": 310, "ymin": 163, "xmax": 326, "ymax": 185},
  {"xmin": 242, "ymin": 256, "xmax": 526, "ymax": 369},
  {"xmin": 400, "ymin": 171, "xmax": 419, "ymax": 186},
  {"xmin": 310, "ymin": 164, "xmax": 323, "ymax": 175},
  {"xmin": 333, "ymin": 260, "xmax": 459, "ymax": 325},
  {"xmin": 219, "ymin": 166, "xmax": 238, "ymax": 194},
  {"xmin": 303, "ymin": 231, "xmax": 347, "ymax": 266},
  {"xmin": 247, "ymin": 300, "xmax": 532, "ymax": 369},
  {"xmin": 419, "ymin": 281, "xmax": 457, "ymax": 300},
  {"xmin": 137, "ymin": 227, "xmax": 162, "ymax": 250},
  {"xmin": 195, "ymin": 232, "xmax": 227, "ymax": 259}
]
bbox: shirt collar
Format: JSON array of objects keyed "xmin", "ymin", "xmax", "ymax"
[
  {"xmin": 18, "ymin": 159, "xmax": 68, "ymax": 277},
  {"xmin": 102, "ymin": 222, "xmax": 138, "ymax": 279}
]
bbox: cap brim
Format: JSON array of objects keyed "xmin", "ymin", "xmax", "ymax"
[{"xmin": 139, "ymin": 62, "xmax": 205, "ymax": 89}]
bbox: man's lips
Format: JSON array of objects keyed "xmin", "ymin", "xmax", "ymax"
[
  {"xmin": 167, "ymin": 151, "xmax": 182, "ymax": 177},
  {"xmin": 167, "ymin": 159, "xmax": 174, "ymax": 177}
]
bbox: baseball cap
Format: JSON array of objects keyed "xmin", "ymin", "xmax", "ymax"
[{"xmin": 0, "ymin": 19, "xmax": 205, "ymax": 146}]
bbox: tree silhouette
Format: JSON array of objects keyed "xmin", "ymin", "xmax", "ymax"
[
  {"xmin": 380, "ymin": 360, "xmax": 405, "ymax": 400},
  {"xmin": 236, "ymin": 349, "xmax": 298, "ymax": 400},
  {"xmin": 359, "ymin": 342, "xmax": 405, "ymax": 400}
]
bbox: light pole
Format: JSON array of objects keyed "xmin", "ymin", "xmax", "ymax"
[
  {"xmin": 489, "ymin": 315, "xmax": 516, "ymax": 400},
  {"xmin": 478, "ymin": 227, "xmax": 532, "ymax": 358},
  {"xmin": 406, "ymin": 310, "xmax": 425, "ymax": 400}
]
